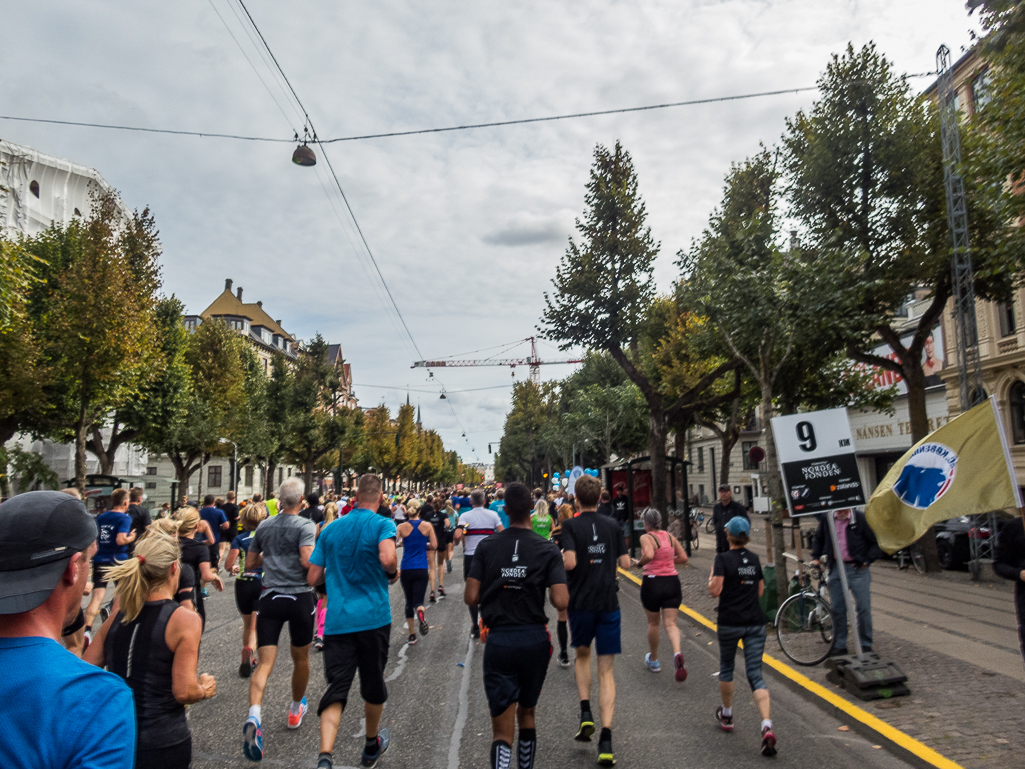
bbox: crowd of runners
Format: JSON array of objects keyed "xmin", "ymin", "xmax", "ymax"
[{"xmin": 0, "ymin": 473, "xmax": 777, "ymax": 769}]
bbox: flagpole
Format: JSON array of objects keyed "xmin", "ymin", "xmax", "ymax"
[
  {"xmin": 825, "ymin": 510, "xmax": 864, "ymax": 658},
  {"xmin": 989, "ymin": 395, "xmax": 1024, "ymax": 525}
]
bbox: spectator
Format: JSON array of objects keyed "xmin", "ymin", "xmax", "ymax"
[
  {"xmin": 994, "ymin": 515, "xmax": 1025, "ymax": 671},
  {"xmin": 612, "ymin": 485, "xmax": 631, "ymax": 548},
  {"xmin": 596, "ymin": 490, "xmax": 614, "ymax": 517},
  {"xmin": 712, "ymin": 485, "xmax": 748, "ymax": 555},
  {"xmin": 811, "ymin": 508, "xmax": 881, "ymax": 655},
  {"xmin": 0, "ymin": 491, "xmax": 135, "ymax": 769}
]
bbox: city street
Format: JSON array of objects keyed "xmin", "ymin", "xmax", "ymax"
[{"xmin": 182, "ymin": 567, "xmax": 916, "ymax": 769}]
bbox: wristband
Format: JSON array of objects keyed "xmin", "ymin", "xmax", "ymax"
[{"xmin": 385, "ymin": 570, "xmax": 397, "ymax": 580}]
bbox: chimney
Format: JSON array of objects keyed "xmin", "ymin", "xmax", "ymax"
[
  {"xmin": 225, "ymin": 278, "xmax": 233, "ymax": 292},
  {"xmin": 276, "ymin": 319, "xmax": 282, "ymax": 326},
  {"xmin": 237, "ymin": 286, "xmax": 243, "ymax": 301},
  {"xmin": 256, "ymin": 300, "xmax": 263, "ymax": 307},
  {"xmin": 789, "ymin": 230, "xmax": 799, "ymax": 251}
]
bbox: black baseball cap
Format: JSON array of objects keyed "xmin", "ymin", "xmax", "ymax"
[
  {"xmin": 718, "ymin": 484, "xmax": 731, "ymax": 492},
  {"xmin": 0, "ymin": 491, "xmax": 97, "ymax": 614}
]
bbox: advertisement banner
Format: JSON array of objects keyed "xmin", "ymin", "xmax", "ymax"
[{"xmin": 862, "ymin": 324, "xmax": 945, "ymax": 394}]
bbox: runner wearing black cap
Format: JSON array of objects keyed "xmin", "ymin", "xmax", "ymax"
[
  {"xmin": 465, "ymin": 482, "xmax": 568, "ymax": 769},
  {"xmin": 0, "ymin": 491, "xmax": 135, "ymax": 769}
]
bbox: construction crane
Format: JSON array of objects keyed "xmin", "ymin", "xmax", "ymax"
[{"xmin": 412, "ymin": 337, "xmax": 581, "ymax": 387}]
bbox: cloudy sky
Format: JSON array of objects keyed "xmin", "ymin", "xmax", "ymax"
[{"xmin": 3, "ymin": 1, "xmax": 979, "ymax": 463}]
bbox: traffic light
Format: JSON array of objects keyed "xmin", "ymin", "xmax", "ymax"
[{"xmin": 488, "ymin": 443, "xmax": 492, "ymax": 454}]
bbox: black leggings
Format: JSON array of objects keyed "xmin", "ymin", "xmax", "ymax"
[
  {"xmin": 401, "ymin": 569, "xmax": 429, "ymax": 619},
  {"xmin": 137, "ymin": 738, "xmax": 191, "ymax": 769}
]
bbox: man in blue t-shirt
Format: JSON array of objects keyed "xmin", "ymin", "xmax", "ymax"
[
  {"xmin": 0, "ymin": 491, "xmax": 136, "ymax": 769},
  {"xmin": 86, "ymin": 488, "xmax": 136, "ymax": 630},
  {"xmin": 488, "ymin": 489, "xmax": 509, "ymax": 529},
  {"xmin": 199, "ymin": 494, "xmax": 229, "ymax": 568},
  {"xmin": 308, "ymin": 474, "xmax": 398, "ymax": 769}
]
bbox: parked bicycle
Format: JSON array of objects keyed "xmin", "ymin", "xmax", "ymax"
[
  {"xmin": 774, "ymin": 561, "xmax": 835, "ymax": 666},
  {"xmin": 894, "ymin": 542, "xmax": 925, "ymax": 574},
  {"xmin": 705, "ymin": 513, "xmax": 715, "ymax": 535}
]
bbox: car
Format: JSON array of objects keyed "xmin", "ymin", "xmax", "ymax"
[{"xmin": 934, "ymin": 516, "xmax": 1002, "ymax": 570}]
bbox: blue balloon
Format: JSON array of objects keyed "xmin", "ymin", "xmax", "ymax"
[{"xmin": 553, "ymin": 472, "xmax": 561, "ymax": 478}]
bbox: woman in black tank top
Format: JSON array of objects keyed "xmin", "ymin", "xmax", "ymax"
[{"xmin": 85, "ymin": 523, "xmax": 218, "ymax": 769}]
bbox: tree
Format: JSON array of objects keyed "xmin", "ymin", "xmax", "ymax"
[
  {"xmin": 22, "ymin": 193, "xmax": 160, "ymax": 491},
  {"xmin": 541, "ymin": 142, "xmax": 739, "ymax": 518},
  {"xmin": 496, "ymin": 381, "xmax": 559, "ymax": 484}
]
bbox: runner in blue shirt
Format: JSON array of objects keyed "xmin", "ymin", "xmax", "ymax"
[
  {"xmin": 488, "ymin": 490, "xmax": 509, "ymax": 529},
  {"xmin": 86, "ymin": 488, "xmax": 136, "ymax": 630},
  {"xmin": 199, "ymin": 494, "xmax": 229, "ymax": 570}
]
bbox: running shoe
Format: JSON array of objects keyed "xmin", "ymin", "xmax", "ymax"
[
  {"xmin": 99, "ymin": 605, "xmax": 111, "ymax": 623},
  {"xmin": 575, "ymin": 711, "xmax": 595, "ymax": 742},
  {"xmin": 761, "ymin": 726, "xmax": 777, "ymax": 756},
  {"xmin": 644, "ymin": 653, "xmax": 661, "ymax": 673},
  {"xmin": 240, "ymin": 647, "xmax": 253, "ymax": 678},
  {"xmin": 287, "ymin": 697, "xmax": 308, "ymax": 730},
  {"xmin": 437, "ymin": 586, "xmax": 447, "ymax": 599},
  {"xmin": 317, "ymin": 756, "xmax": 333, "ymax": 769},
  {"xmin": 408, "ymin": 633, "xmax": 417, "ymax": 645},
  {"xmin": 470, "ymin": 625, "xmax": 481, "ymax": 639},
  {"xmin": 429, "ymin": 591, "xmax": 437, "ymax": 603},
  {"xmin": 314, "ymin": 635, "xmax": 324, "ymax": 651},
  {"xmin": 597, "ymin": 735, "xmax": 615, "ymax": 766},
  {"xmin": 558, "ymin": 651, "xmax": 570, "ymax": 668},
  {"xmin": 447, "ymin": 560, "xmax": 452, "ymax": 573},
  {"xmin": 715, "ymin": 706, "xmax": 734, "ymax": 732},
  {"xmin": 243, "ymin": 716, "xmax": 263, "ymax": 761},
  {"xmin": 201, "ymin": 587, "xmax": 209, "ymax": 597},
  {"xmin": 82, "ymin": 630, "xmax": 92, "ymax": 654},
  {"xmin": 418, "ymin": 609, "xmax": 429, "ymax": 636},
  {"xmin": 361, "ymin": 727, "xmax": 391, "ymax": 768},
  {"xmin": 674, "ymin": 652, "xmax": 688, "ymax": 682}
]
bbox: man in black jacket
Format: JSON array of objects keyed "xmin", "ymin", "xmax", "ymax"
[
  {"xmin": 712, "ymin": 485, "xmax": 748, "ymax": 554},
  {"xmin": 993, "ymin": 516, "xmax": 1025, "ymax": 670},
  {"xmin": 811, "ymin": 508, "xmax": 882, "ymax": 654}
]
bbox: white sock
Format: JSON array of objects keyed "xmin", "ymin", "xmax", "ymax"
[
  {"xmin": 249, "ymin": 705, "xmax": 261, "ymax": 722},
  {"xmin": 290, "ymin": 700, "xmax": 304, "ymax": 714},
  {"xmin": 761, "ymin": 718, "xmax": 772, "ymax": 731},
  {"xmin": 722, "ymin": 707, "xmax": 732, "ymax": 717}
]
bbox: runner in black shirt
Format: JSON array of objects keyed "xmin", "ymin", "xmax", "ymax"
[
  {"xmin": 126, "ymin": 487, "xmax": 152, "ymax": 556},
  {"xmin": 421, "ymin": 498, "xmax": 450, "ymax": 602},
  {"xmin": 709, "ymin": 516, "xmax": 775, "ymax": 756},
  {"xmin": 466, "ymin": 482, "xmax": 568, "ymax": 769},
  {"xmin": 560, "ymin": 476, "xmax": 630, "ymax": 767}
]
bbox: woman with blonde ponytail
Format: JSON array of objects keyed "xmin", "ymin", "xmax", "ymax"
[
  {"xmin": 149, "ymin": 518, "xmax": 198, "ymax": 611},
  {"xmin": 85, "ymin": 531, "xmax": 217, "ymax": 769}
]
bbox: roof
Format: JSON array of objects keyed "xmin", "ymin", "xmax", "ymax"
[{"xmin": 201, "ymin": 289, "xmax": 293, "ymax": 341}]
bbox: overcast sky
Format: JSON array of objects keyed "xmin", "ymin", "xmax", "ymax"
[{"xmin": 3, "ymin": 1, "xmax": 980, "ymax": 463}]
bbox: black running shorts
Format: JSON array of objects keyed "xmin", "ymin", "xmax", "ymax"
[
  {"xmin": 318, "ymin": 624, "xmax": 391, "ymax": 715},
  {"xmin": 91, "ymin": 562, "xmax": 113, "ymax": 588},
  {"xmin": 256, "ymin": 590, "xmax": 316, "ymax": 648},
  {"xmin": 483, "ymin": 625, "xmax": 552, "ymax": 718},
  {"xmin": 640, "ymin": 574, "xmax": 683, "ymax": 613},
  {"xmin": 234, "ymin": 576, "xmax": 262, "ymax": 615}
]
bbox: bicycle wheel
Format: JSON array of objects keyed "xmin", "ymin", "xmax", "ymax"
[
  {"xmin": 911, "ymin": 544, "xmax": 926, "ymax": 575},
  {"xmin": 705, "ymin": 517, "xmax": 715, "ymax": 534},
  {"xmin": 775, "ymin": 592, "xmax": 835, "ymax": 666}
]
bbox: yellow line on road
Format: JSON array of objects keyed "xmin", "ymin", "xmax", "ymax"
[{"xmin": 618, "ymin": 567, "xmax": 964, "ymax": 769}]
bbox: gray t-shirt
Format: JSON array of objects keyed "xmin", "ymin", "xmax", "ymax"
[{"xmin": 249, "ymin": 513, "xmax": 317, "ymax": 594}]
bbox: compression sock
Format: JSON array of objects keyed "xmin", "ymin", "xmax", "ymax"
[
  {"xmin": 491, "ymin": 740, "xmax": 513, "ymax": 769},
  {"xmin": 248, "ymin": 705, "xmax": 261, "ymax": 721},
  {"xmin": 557, "ymin": 620, "xmax": 568, "ymax": 654},
  {"xmin": 517, "ymin": 728, "xmax": 537, "ymax": 769},
  {"xmin": 365, "ymin": 735, "xmax": 380, "ymax": 756},
  {"xmin": 316, "ymin": 602, "xmax": 326, "ymax": 636},
  {"xmin": 761, "ymin": 718, "xmax": 773, "ymax": 731},
  {"xmin": 599, "ymin": 728, "xmax": 612, "ymax": 743},
  {"xmin": 722, "ymin": 707, "xmax": 732, "ymax": 717},
  {"xmin": 580, "ymin": 699, "xmax": 591, "ymax": 715}
]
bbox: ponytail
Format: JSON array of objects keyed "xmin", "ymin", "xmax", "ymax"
[{"xmin": 105, "ymin": 531, "xmax": 181, "ymax": 623}]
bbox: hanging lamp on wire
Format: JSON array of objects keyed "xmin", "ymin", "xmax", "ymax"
[{"xmin": 291, "ymin": 126, "xmax": 317, "ymax": 166}]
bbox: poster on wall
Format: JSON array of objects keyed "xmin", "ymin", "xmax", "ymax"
[{"xmin": 862, "ymin": 324, "xmax": 945, "ymax": 394}]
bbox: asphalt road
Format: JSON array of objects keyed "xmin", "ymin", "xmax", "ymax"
[{"xmin": 178, "ymin": 565, "xmax": 917, "ymax": 769}]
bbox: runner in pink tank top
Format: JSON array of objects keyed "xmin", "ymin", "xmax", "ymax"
[{"xmin": 631, "ymin": 508, "xmax": 689, "ymax": 680}]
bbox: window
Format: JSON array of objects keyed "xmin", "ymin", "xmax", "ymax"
[
  {"xmin": 145, "ymin": 482, "xmax": 157, "ymax": 489},
  {"xmin": 29, "ymin": 180, "xmax": 39, "ymax": 198},
  {"xmin": 971, "ymin": 70, "xmax": 991, "ymax": 111},
  {"xmin": 998, "ymin": 301, "xmax": 1016, "ymax": 338},
  {"xmin": 742, "ymin": 441, "xmax": 760, "ymax": 470},
  {"xmin": 278, "ymin": 467, "xmax": 283, "ymax": 485},
  {"xmin": 698, "ymin": 484, "xmax": 706, "ymax": 505},
  {"xmin": 1011, "ymin": 381, "xmax": 1025, "ymax": 445},
  {"xmin": 147, "ymin": 466, "xmax": 157, "ymax": 476},
  {"xmin": 245, "ymin": 466, "xmax": 254, "ymax": 486},
  {"xmin": 697, "ymin": 447, "xmax": 704, "ymax": 473},
  {"xmin": 208, "ymin": 465, "xmax": 222, "ymax": 488}
]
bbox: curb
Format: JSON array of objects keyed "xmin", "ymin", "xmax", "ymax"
[{"xmin": 617, "ymin": 567, "xmax": 963, "ymax": 769}]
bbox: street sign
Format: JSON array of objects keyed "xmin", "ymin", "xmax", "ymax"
[{"xmin": 770, "ymin": 408, "xmax": 866, "ymax": 517}]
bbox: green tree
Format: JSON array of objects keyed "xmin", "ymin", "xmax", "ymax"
[
  {"xmin": 22, "ymin": 193, "xmax": 160, "ymax": 492},
  {"xmin": 541, "ymin": 142, "xmax": 738, "ymax": 516}
]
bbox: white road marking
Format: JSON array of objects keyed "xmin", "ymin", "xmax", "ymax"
[
  {"xmin": 447, "ymin": 635, "xmax": 476, "ymax": 769},
  {"xmin": 385, "ymin": 639, "xmax": 411, "ymax": 683}
]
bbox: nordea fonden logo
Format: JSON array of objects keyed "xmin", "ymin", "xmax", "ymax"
[{"xmin": 892, "ymin": 443, "xmax": 958, "ymax": 510}]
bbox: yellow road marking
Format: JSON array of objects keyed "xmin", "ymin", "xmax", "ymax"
[{"xmin": 618, "ymin": 567, "xmax": 964, "ymax": 769}]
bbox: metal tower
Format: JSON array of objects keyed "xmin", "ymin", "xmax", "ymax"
[{"xmin": 937, "ymin": 44, "xmax": 995, "ymax": 576}]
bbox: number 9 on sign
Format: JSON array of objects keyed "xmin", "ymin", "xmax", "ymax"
[{"xmin": 796, "ymin": 421, "xmax": 816, "ymax": 452}]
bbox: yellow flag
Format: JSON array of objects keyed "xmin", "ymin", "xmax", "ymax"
[{"xmin": 865, "ymin": 396, "xmax": 1021, "ymax": 554}]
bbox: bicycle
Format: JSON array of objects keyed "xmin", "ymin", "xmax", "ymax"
[
  {"xmin": 774, "ymin": 562, "xmax": 835, "ymax": 666},
  {"xmin": 705, "ymin": 514, "xmax": 715, "ymax": 535},
  {"xmin": 669, "ymin": 507, "xmax": 700, "ymax": 550},
  {"xmin": 894, "ymin": 542, "xmax": 925, "ymax": 574}
]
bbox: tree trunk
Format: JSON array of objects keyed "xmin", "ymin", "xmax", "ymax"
[
  {"xmin": 719, "ymin": 428, "xmax": 739, "ymax": 488},
  {"xmin": 88, "ymin": 425, "xmax": 114, "ymax": 476},
  {"xmin": 74, "ymin": 401, "xmax": 89, "ymax": 495},
  {"xmin": 760, "ymin": 381, "xmax": 789, "ymax": 604},
  {"xmin": 266, "ymin": 457, "xmax": 277, "ymax": 498},
  {"xmin": 649, "ymin": 405, "xmax": 669, "ymax": 529}
]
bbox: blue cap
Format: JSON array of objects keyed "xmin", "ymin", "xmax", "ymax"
[{"xmin": 724, "ymin": 516, "xmax": 751, "ymax": 537}]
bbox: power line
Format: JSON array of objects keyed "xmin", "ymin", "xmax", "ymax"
[
  {"xmin": 354, "ymin": 383, "xmax": 514, "ymax": 393},
  {"xmin": 0, "ymin": 72, "xmax": 937, "ymax": 145}
]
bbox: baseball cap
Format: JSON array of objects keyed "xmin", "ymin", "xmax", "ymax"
[
  {"xmin": 718, "ymin": 484, "xmax": 731, "ymax": 492},
  {"xmin": 724, "ymin": 516, "xmax": 751, "ymax": 537},
  {"xmin": 0, "ymin": 491, "xmax": 97, "ymax": 614}
]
